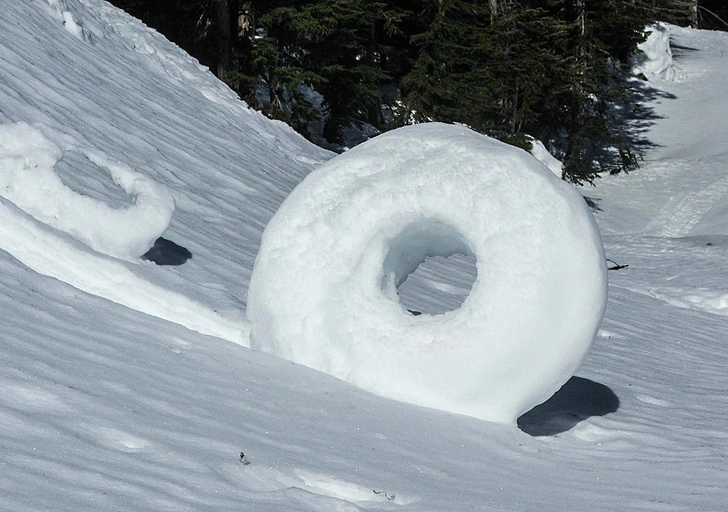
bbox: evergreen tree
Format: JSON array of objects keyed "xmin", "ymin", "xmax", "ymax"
[
  {"xmin": 516, "ymin": 0, "xmax": 643, "ymax": 182},
  {"xmin": 630, "ymin": 0, "xmax": 728, "ymax": 29},
  {"xmin": 109, "ymin": 0, "xmax": 667, "ymax": 183},
  {"xmin": 225, "ymin": 0, "xmax": 407, "ymax": 143},
  {"xmin": 553, "ymin": 0, "xmax": 646, "ymax": 182},
  {"xmin": 400, "ymin": 0, "xmax": 491, "ymax": 127},
  {"xmin": 635, "ymin": 0, "xmax": 698, "ymax": 25},
  {"xmin": 695, "ymin": 1, "xmax": 728, "ymax": 29},
  {"xmin": 400, "ymin": 0, "xmax": 645, "ymax": 182},
  {"xmin": 476, "ymin": 1, "xmax": 570, "ymax": 145}
]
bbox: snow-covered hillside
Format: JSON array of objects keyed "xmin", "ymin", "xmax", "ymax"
[
  {"xmin": 1, "ymin": 2, "xmax": 726, "ymax": 510},
  {"xmin": 1, "ymin": 0, "xmax": 331, "ymax": 343}
]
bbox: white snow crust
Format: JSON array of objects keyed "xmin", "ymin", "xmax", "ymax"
[
  {"xmin": 1, "ymin": 3, "xmax": 727, "ymax": 510},
  {"xmin": 248, "ymin": 122, "xmax": 608, "ymax": 423}
]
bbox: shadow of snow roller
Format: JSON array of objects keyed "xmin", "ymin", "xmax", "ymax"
[
  {"xmin": 518, "ymin": 377, "xmax": 619, "ymax": 436},
  {"xmin": 143, "ymin": 237, "xmax": 192, "ymax": 266},
  {"xmin": 247, "ymin": 123, "xmax": 608, "ymax": 424}
]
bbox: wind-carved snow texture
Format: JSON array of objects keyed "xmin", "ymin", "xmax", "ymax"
[
  {"xmin": 643, "ymin": 287, "xmax": 728, "ymax": 316},
  {"xmin": 0, "ymin": 195, "xmax": 248, "ymax": 343},
  {"xmin": 0, "ymin": 0, "xmax": 329, "ymax": 338},
  {"xmin": 248, "ymin": 123, "xmax": 608, "ymax": 424},
  {"xmin": 650, "ymin": 164, "xmax": 728, "ymax": 237}
]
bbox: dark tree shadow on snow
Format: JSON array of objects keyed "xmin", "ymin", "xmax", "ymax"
[
  {"xmin": 583, "ymin": 195, "xmax": 602, "ymax": 212},
  {"xmin": 620, "ymin": 77, "xmax": 676, "ymax": 158},
  {"xmin": 142, "ymin": 237, "xmax": 192, "ymax": 266},
  {"xmin": 517, "ymin": 376, "xmax": 619, "ymax": 437},
  {"xmin": 620, "ymin": 32, "xmax": 695, "ymax": 164},
  {"xmin": 669, "ymin": 41, "xmax": 699, "ymax": 58}
]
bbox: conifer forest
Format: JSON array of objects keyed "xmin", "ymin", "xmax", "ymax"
[{"xmin": 108, "ymin": 1, "xmax": 728, "ymax": 183}]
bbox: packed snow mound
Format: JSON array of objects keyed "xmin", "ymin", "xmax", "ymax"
[
  {"xmin": 248, "ymin": 123, "xmax": 608, "ymax": 423},
  {"xmin": 0, "ymin": 122, "xmax": 174, "ymax": 260},
  {"xmin": 634, "ymin": 23, "xmax": 676, "ymax": 81},
  {"xmin": 528, "ymin": 136, "xmax": 563, "ymax": 177}
]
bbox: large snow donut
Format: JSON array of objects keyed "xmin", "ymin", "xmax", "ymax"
[{"xmin": 247, "ymin": 123, "xmax": 607, "ymax": 423}]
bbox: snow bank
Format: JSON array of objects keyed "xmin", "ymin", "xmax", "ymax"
[
  {"xmin": 634, "ymin": 23, "xmax": 675, "ymax": 81},
  {"xmin": 248, "ymin": 123, "xmax": 608, "ymax": 423},
  {"xmin": 0, "ymin": 122, "xmax": 174, "ymax": 260},
  {"xmin": 643, "ymin": 286, "xmax": 728, "ymax": 316},
  {"xmin": 528, "ymin": 136, "xmax": 563, "ymax": 177},
  {"xmin": 0, "ymin": 195, "xmax": 247, "ymax": 344}
]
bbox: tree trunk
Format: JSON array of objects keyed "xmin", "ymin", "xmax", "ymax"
[
  {"xmin": 689, "ymin": 0, "xmax": 699, "ymax": 27},
  {"xmin": 576, "ymin": 0, "xmax": 585, "ymax": 37},
  {"xmin": 488, "ymin": 0, "xmax": 498, "ymax": 24},
  {"xmin": 215, "ymin": 0, "xmax": 231, "ymax": 79},
  {"xmin": 510, "ymin": 80, "xmax": 519, "ymax": 134}
]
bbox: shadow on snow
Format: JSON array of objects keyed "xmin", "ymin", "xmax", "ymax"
[
  {"xmin": 142, "ymin": 237, "xmax": 192, "ymax": 266},
  {"xmin": 517, "ymin": 376, "xmax": 619, "ymax": 437},
  {"xmin": 622, "ymin": 77, "xmax": 677, "ymax": 157}
]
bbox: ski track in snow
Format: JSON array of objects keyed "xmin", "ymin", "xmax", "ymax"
[
  {"xmin": 1, "ymin": 5, "xmax": 728, "ymax": 512},
  {"xmin": 648, "ymin": 162, "xmax": 728, "ymax": 238}
]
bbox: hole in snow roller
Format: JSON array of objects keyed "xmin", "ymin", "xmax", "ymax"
[
  {"xmin": 380, "ymin": 220, "xmax": 478, "ymax": 316},
  {"xmin": 247, "ymin": 123, "xmax": 607, "ymax": 424}
]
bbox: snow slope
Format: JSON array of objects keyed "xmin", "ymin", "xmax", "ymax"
[
  {"xmin": 0, "ymin": 0, "xmax": 331, "ymax": 343},
  {"xmin": 1, "ymin": 2, "xmax": 726, "ymax": 510}
]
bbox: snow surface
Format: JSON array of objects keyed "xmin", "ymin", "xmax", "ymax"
[
  {"xmin": 1, "ymin": 5, "xmax": 727, "ymax": 510},
  {"xmin": 248, "ymin": 123, "xmax": 607, "ymax": 424}
]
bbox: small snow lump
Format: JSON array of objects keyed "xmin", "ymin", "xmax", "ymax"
[{"xmin": 0, "ymin": 122, "xmax": 174, "ymax": 261}]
